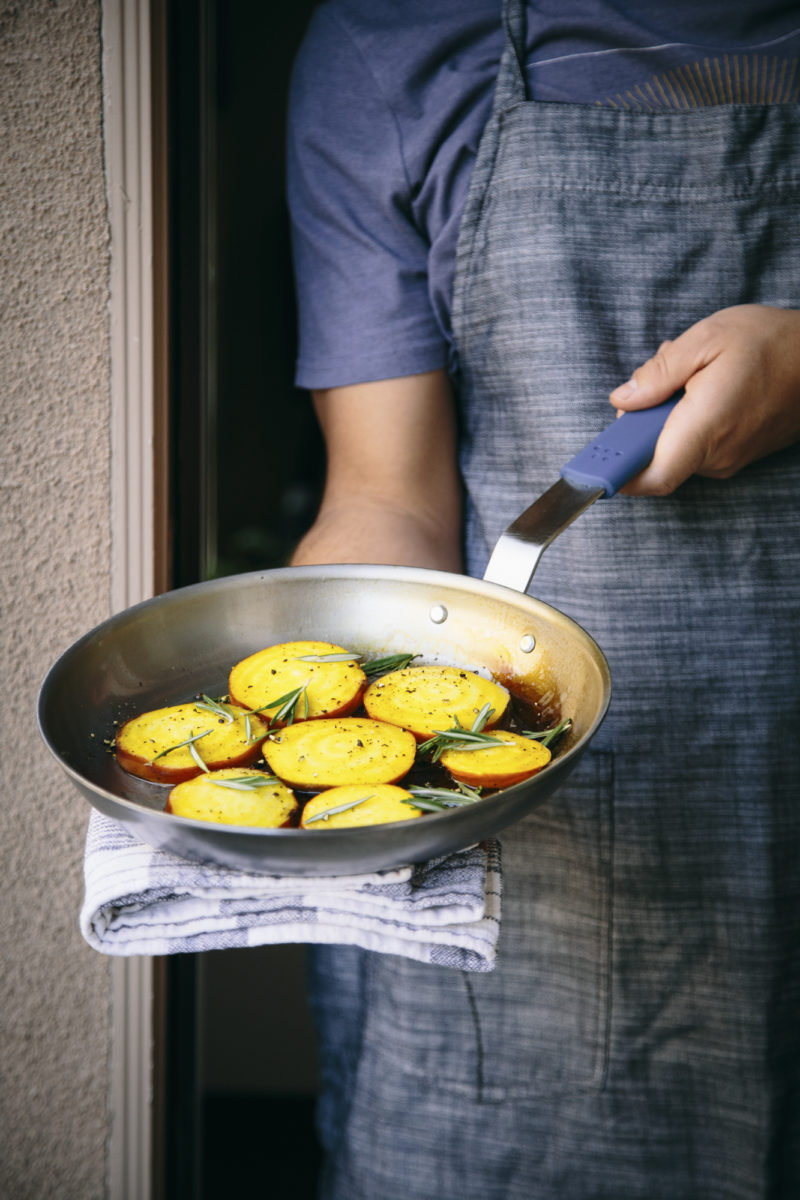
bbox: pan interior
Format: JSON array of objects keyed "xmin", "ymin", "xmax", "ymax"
[{"xmin": 38, "ymin": 565, "xmax": 610, "ymax": 870}]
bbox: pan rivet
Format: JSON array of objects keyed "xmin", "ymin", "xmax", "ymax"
[
  {"xmin": 520, "ymin": 634, "xmax": 536, "ymax": 653},
  {"xmin": 429, "ymin": 604, "xmax": 448, "ymax": 624}
]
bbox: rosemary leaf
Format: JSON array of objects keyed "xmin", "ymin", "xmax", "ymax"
[
  {"xmin": 294, "ymin": 652, "xmax": 362, "ymax": 663},
  {"xmin": 540, "ymin": 717, "xmax": 572, "ymax": 748},
  {"xmin": 361, "ymin": 652, "xmax": 418, "ymax": 678},
  {"xmin": 407, "ymin": 784, "xmax": 483, "ymax": 808},
  {"xmin": 304, "ymin": 795, "xmax": 374, "ymax": 824},
  {"xmin": 522, "ymin": 717, "xmax": 573, "ymax": 748},
  {"xmin": 402, "ymin": 785, "xmax": 481, "ymax": 812},
  {"xmin": 247, "ymin": 684, "xmax": 309, "ymax": 728},
  {"xmin": 471, "ymin": 702, "xmax": 494, "ymax": 733},
  {"xmin": 194, "ymin": 694, "xmax": 235, "ymax": 723},
  {"xmin": 417, "ymin": 733, "xmax": 443, "ymax": 759},
  {"xmin": 400, "ymin": 796, "xmax": 451, "ymax": 812},
  {"xmin": 434, "ymin": 730, "xmax": 498, "ymax": 747},
  {"xmin": 455, "ymin": 780, "xmax": 484, "ymax": 800},
  {"xmin": 188, "ymin": 738, "xmax": 210, "ymax": 773},
  {"xmin": 152, "ymin": 728, "xmax": 212, "ymax": 762},
  {"xmin": 432, "ymin": 736, "xmax": 499, "ymax": 761},
  {"xmin": 211, "ymin": 775, "xmax": 279, "ymax": 791}
]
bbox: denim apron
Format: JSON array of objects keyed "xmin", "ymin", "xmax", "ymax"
[{"xmin": 308, "ymin": 4, "xmax": 800, "ymax": 1196}]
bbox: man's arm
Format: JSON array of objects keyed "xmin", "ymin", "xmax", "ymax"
[{"xmin": 290, "ymin": 369, "xmax": 463, "ymax": 571}]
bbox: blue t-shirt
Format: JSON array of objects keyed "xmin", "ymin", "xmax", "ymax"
[{"xmin": 287, "ymin": 1, "xmax": 800, "ymax": 390}]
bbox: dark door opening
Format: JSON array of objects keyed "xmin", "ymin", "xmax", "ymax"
[{"xmin": 162, "ymin": 3, "xmax": 324, "ymax": 1196}]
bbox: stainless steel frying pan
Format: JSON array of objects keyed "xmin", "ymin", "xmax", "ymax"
[{"xmin": 37, "ymin": 400, "xmax": 676, "ymax": 875}]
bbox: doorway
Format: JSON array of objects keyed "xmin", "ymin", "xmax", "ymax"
[{"xmin": 162, "ymin": 3, "xmax": 325, "ymax": 1195}]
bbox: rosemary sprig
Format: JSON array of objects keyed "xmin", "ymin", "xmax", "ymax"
[
  {"xmin": 193, "ymin": 694, "xmax": 260, "ymax": 743},
  {"xmin": 194, "ymin": 694, "xmax": 235, "ymax": 723},
  {"xmin": 294, "ymin": 652, "xmax": 362, "ymax": 664},
  {"xmin": 361, "ymin": 652, "xmax": 418, "ymax": 678},
  {"xmin": 418, "ymin": 703, "xmax": 498, "ymax": 762},
  {"xmin": 151, "ymin": 728, "xmax": 212, "ymax": 762},
  {"xmin": 522, "ymin": 717, "xmax": 573, "ymax": 749},
  {"xmin": 419, "ymin": 728, "xmax": 499, "ymax": 758},
  {"xmin": 304, "ymin": 795, "xmax": 374, "ymax": 824},
  {"xmin": 248, "ymin": 683, "xmax": 310, "ymax": 727},
  {"xmin": 404, "ymin": 783, "xmax": 484, "ymax": 812},
  {"xmin": 210, "ymin": 774, "xmax": 279, "ymax": 791},
  {"xmin": 402, "ymin": 797, "xmax": 453, "ymax": 813},
  {"xmin": 188, "ymin": 739, "xmax": 210, "ymax": 773}
]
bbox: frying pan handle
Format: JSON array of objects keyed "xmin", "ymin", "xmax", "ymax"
[
  {"xmin": 483, "ymin": 395, "xmax": 680, "ymax": 593},
  {"xmin": 560, "ymin": 393, "xmax": 681, "ymax": 497}
]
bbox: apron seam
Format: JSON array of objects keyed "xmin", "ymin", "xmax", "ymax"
[{"xmin": 463, "ymin": 974, "xmax": 486, "ymax": 1103}]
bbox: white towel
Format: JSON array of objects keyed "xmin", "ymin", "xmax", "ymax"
[{"xmin": 80, "ymin": 810, "xmax": 502, "ymax": 972}]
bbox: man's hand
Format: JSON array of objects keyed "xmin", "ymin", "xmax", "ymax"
[
  {"xmin": 609, "ymin": 305, "xmax": 800, "ymax": 495},
  {"xmin": 290, "ymin": 369, "xmax": 463, "ymax": 571}
]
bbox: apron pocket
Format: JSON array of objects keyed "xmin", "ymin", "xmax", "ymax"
[{"xmin": 360, "ymin": 749, "xmax": 614, "ymax": 1102}]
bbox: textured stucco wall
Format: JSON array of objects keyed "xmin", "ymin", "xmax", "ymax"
[{"xmin": 0, "ymin": 1, "xmax": 112, "ymax": 1196}]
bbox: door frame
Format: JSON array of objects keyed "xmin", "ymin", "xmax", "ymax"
[{"xmin": 102, "ymin": 1, "xmax": 170, "ymax": 1195}]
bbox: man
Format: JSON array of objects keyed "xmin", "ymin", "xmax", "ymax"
[{"xmin": 287, "ymin": 2, "xmax": 800, "ymax": 1195}]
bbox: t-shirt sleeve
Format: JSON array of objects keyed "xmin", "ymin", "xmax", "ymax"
[{"xmin": 287, "ymin": 6, "xmax": 448, "ymax": 390}]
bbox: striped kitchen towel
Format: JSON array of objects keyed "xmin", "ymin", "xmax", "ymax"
[{"xmin": 80, "ymin": 810, "xmax": 502, "ymax": 971}]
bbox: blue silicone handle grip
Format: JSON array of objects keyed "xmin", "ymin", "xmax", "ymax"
[{"xmin": 560, "ymin": 395, "xmax": 681, "ymax": 497}]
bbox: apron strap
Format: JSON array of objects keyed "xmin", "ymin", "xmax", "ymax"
[{"xmin": 493, "ymin": 0, "xmax": 529, "ymax": 112}]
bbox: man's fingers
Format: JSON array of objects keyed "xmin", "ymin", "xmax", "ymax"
[
  {"xmin": 610, "ymin": 324, "xmax": 715, "ymax": 411},
  {"xmin": 620, "ymin": 398, "xmax": 708, "ymax": 495}
]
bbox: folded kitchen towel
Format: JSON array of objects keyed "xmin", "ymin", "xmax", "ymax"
[{"xmin": 80, "ymin": 810, "xmax": 502, "ymax": 972}]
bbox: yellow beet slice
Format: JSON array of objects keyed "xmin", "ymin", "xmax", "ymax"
[
  {"xmin": 363, "ymin": 665, "xmax": 509, "ymax": 740},
  {"xmin": 439, "ymin": 730, "xmax": 551, "ymax": 788},
  {"xmin": 300, "ymin": 784, "xmax": 422, "ymax": 829},
  {"xmin": 228, "ymin": 640, "xmax": 366, "ymax": 724},
  {"xmin": 115, "ymin": 700, "xmax": 268, "ymax": 783},
  {"xmin": 262, "ymin": 717, "xmax": 416, "ymax": 790},
  {"xmin": 166, "ymin": 769, "xmax": 298, "ymax": 828}
]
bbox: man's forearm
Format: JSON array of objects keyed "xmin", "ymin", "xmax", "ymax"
[
  {"xmin": 289, "ymin": 370, "xmax": 463, "ymax": 571},
  {"xmin": 290, "ymin": 495, "xmax": 463, "ymax": 570}
]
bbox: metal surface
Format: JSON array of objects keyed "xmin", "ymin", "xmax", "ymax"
[
  {"xmin": 483, "ymin": 398, "xmax": 681, "ymax": 593},
  {"xmin": 37, "ymin": 564, "xmax": 611, "ymax": 875},
  {"xmin": 483, "ymin": 477, "xmax": 604, "ymax": 593}
]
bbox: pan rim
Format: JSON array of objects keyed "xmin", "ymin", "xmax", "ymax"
[{"xmin": 37, "ymin": 562, "xmax": 612, "ymax": 853}]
